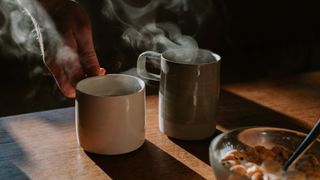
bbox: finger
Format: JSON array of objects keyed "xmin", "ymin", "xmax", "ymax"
[
  {"xmin": 72, "ymin": 4, "xmax": 103, "ymax": 77},
  {"xmin": 44, "ymin": 55, "xmax": 84, "ymax": 99},
  {"xmin": 99, "ymin": 67, "xmax": 106, "ymax": 75}
]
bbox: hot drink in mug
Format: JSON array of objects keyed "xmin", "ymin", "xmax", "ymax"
[{"xmin": 137, "ymin": 48, "xmax": 221, "ymax": 140}]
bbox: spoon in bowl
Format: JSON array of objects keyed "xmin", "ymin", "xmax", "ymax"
[{"xmin": 283, "ymin": 119, "xmax": 320, "ymax": 171}]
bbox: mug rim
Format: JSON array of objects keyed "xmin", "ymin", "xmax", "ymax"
[
  {"xmin": 76, "ymin": 74, "xmax": 145, "ymax": 98},
  {"xmin": 161, "ymin": 48, "xmax": 221, "ymax": 65}
]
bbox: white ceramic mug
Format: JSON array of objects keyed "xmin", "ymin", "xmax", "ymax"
[{"xmin": 75, "ymin": 74, "xmax": 146, "ymax": 155}]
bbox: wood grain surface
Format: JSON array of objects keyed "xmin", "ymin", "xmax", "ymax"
[
  {"xmin": 1, "ymin": 71, "xmax": 319, "ymax": 179},
  {"xmin": 219, "ymin": 71, "xmax": 320, "ymax": 132}
]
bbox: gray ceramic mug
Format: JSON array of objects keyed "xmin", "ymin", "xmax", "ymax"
[{"xmin": 137, "ymin": 49, "xmax": 221, "ymax": 140}]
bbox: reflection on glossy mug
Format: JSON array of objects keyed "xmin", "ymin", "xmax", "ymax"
[
  {"xmin": 137, "ymin": 49, "xmax": 221, "ymax": 140},
  {"xmin": 75, "ymin": 74, "xmax": 146, "ymax": 155}
]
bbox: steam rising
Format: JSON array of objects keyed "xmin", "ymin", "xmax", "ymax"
[
  {"xmin": 103, "ymin": 0, "xmax": 212, "ymax": 63},
  {"xmin": 0, "ymin": 0, "xmax": 78, "ymax": 63},
  {"xmin": 0, "ymin": 0, "xmax": 212, "ymax": 100},
  {"xmin": 0, "ymin": 0, "xmax": 78, "ymax": 98}
]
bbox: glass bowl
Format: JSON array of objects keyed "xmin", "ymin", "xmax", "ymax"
[{"xmin": 209, "ymin": 127, "xmax": 320, "ymax": 180}]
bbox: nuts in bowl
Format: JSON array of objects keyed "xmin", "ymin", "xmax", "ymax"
[{"xmin": 209, "ymin": 127, "xmax": 320, "ymax": 180}]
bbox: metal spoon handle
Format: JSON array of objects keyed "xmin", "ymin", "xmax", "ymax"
[{"xmin": 283, "ymin": 119, "xmax": 320, "ymax": 171}]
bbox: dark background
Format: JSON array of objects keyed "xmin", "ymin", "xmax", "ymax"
[{"xmin": 1, "ymin": 0, "xmax": 320, "ymax": 116}]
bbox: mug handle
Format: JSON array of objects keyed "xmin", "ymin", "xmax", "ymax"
[{"xmin": 137, "ymin": 51, "xmax": 161, "ymax": 81}]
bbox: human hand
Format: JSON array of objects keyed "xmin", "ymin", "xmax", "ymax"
[{"xmin": 39, "ymin": 0, "xmax": 105, "ymax": 98}]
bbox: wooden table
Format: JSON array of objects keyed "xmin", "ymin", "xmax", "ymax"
[{"xmin": 1, "ymin": 71, "xmax": 320, "ymax": 179}]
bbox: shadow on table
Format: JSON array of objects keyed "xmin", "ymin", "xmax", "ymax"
[
  {"xmin": 169, "ymin": 130, "xmax": 222, "ymax": 165},
  {"xmin": 170, "ymin": 89, "xmax": 310, "ymax": 166},
  {"xmin": 85, "ymin": 140, "xmax": 205, "ymax": 180},
  {"xmin": 0, "ymin": 121, "xmax": 29, "ymax": 179},
  {"xmin": 0, "ymin": 161, "xmax": 30, "ymax": 180},
  {"xmin": 217, "ymin": 90, "xmax": 310, "ymax": 132}
]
